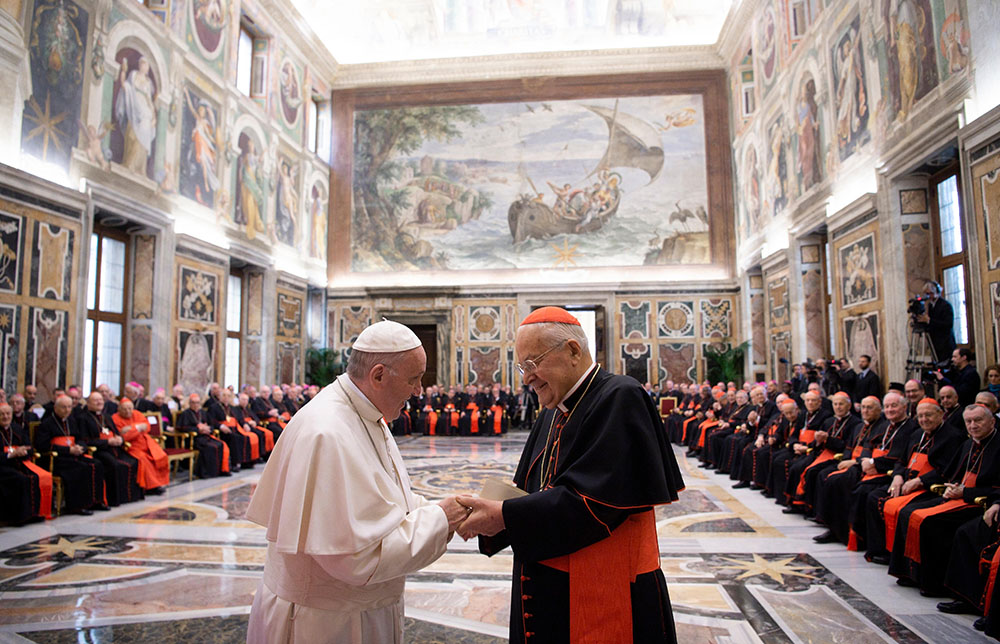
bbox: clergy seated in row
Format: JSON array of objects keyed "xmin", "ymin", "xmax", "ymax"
[
  {"xmin": 750, "ymin": 399, "xmax": 802, "ymax": 494},
  {"xmin": 681, "ymin": 385, "xmax": 715, "ymax": 452},
  {"xmin": 112, "ymin": 397, "xmax": 169, "ymax": 495},
  {"xmin": 250, "ymin": 386, "xmax": 288, "ymax": 439},
  {"xmin": 34, "ymin": 395, "xmax": 108, "ymax": 515},
  {"xmin": 725, "ymin": 387, "xmax": 778, "ymax": 480},
  {"xmin": 141, "ymin": 389, "xmax": 174, "ymax": 429},
  {"xmin": 0, "ymin": 403, "xmax": 52, "ymax": 525},
  {"xmin": 208, "ymin": 389, "xmax": 260, "ymax": 470},
  {"xmin": 79, "ymin": 393, "xmax": 143, "ymax": 506},
  {"xmin": 10, "ymin": 394, "xmax": 29, "ymax": 430},
  {"xmin": 768, "ymin": 391, "xmax": 832, "ymax": 507},
  {"xmin": 863, "ymin": 398, "xmax": 967, "ymax": 565},
  {"xmin": 237, "ymin": 392, "xmax": 275, "ymax": 456},
  {"xmin": 175, "ymin": 394, "xmax": 231, "ymax": 478},
  {"xmin": 703, "ymin": 389, "xmax": 753, "ymax": 471}
]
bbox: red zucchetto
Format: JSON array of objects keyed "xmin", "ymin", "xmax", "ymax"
[
  {"xmin": 917, "ymin": 397, "xmax": 942, "ymax": 408},
  {"xmin": 519, "ymin": 306, "xmax": 581, "ymax": 326}
]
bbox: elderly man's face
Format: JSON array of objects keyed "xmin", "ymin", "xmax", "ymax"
[
  {"xmin": 916, "ymin": 404, "xmax": 944, "ymax": 432},
  {"xmin": 10, "ymin": 396, "xmax": 24, "ymax": 413},
  {"xmin": 54, "ymin": 396, "xmax": 72, "ymax": 419},
  {"xmin": 861, "ymin": 399, "xmax": 882, "ymax": 423},
  {"xmin": 832, "ymin": 396, "xmax": 851, "ymax": 416},
  {"xmin": 0, "ymin": 405, "xmax": 11, "ymax": 426},
  {"xmin": 964, "ymin": 408, "xmax": 996, "ymax": 442},
  {"xmin": 938, "ymin": 387, "xmax": 958, "ymax": 409},
  {"xmin": 374, "ymin": 348, "xmax": 426, "ymax": 422},
  {"xmin": 782, "ymin": 404, "xmax": 799, "ymax": 421},
  {"xmin": 87, "ymin": 393, "xmax": 104, "ymax": 413},
  {"xmin": 25, "ymin": 385, "xmax": 36, "ymax": 402},
  {"xmin": 803, "ymin": 393, "xmax": 821, "ymax": 412},
  {"xmin": 976, "ymin": 393, "xmax": 999, "ymax": 413},
  {"xmin": 189, "ymin": 396, "xmax": 202, "ymax": 411},
  {"xmin": 515, "ymin": 326, "xmax": 581, "ymax": 410},
  {"xmin": 884, "ymin": 395, "xmax": 907, "ymax": 422},
  {"xmin": 119, "ymin": 399, "xmax": 134, "ymax": 417},
  {"xmin": 904, "ymin": 382, "xmax": 923, "ymax": 402}
]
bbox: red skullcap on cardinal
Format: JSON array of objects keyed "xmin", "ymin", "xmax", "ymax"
[{"xmin": 519, "ymin": 306, "xmax": 581, "ymax": 326}]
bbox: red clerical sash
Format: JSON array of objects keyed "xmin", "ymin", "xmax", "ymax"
[
  {"xmin": 540, "ymin": 509, "xmax": 660, "ymax": 643},
  {"xmin": 862, "ymin": 448, "xmax": 890, "ymax": 481},
  {"xmin": 903, "ymin": 471, "xmax": 978, "ymax": 563},
  {"xmin": 884, "ymin": 452, "xmax": 933, "ymax": 550},
  {"xmin": 23, "ymin": 461, "xmax": 53, "ymax": 519}
]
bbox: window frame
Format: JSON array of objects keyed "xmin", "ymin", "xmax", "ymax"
[
  {"xmin": 225, "ymin": 269, "xmax": 244, "ymax": 390},
  {"xmin": 928, "ymin": 163, "xmax": 972, "ymax": 346},
  {"xmin": 85, "ymin": 226, "xmax": 131, "ymax": 395}
]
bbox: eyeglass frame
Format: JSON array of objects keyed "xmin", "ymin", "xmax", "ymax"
[{"xmin": 516, "ymin": 339, "xmax": 567, "ymax": 376}]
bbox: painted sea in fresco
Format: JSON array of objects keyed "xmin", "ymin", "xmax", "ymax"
[{"xmin": 351, "ymin": 95, "xmax": 710, "ymax": 272}]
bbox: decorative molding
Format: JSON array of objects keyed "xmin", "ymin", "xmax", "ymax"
[
  {"xmin": 0, "ymin": 163, "xmax": 88, "ymax": 218},
  {"xmin": 828, "ymin": 193, "xmax": 878, "ymax": 239},
  {"xmin": 88, "ymin": 183, "xmax": 172, "ymax": 231},
  {"xmin": 331, "ymin": 45, "xmax": 725, "ymax": 89}
]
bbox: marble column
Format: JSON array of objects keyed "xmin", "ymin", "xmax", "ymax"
[{"xmin": 0, "ymin": 2, "xmax": 29, "ymax": 167}]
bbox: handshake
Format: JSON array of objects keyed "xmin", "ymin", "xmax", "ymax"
[{"xmin": 437, "ymin": 495, "xmax": 505, "ymax": 540}]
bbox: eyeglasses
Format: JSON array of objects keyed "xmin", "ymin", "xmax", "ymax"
[{"xmin": 516, "ymin": 340, "xmax": 566, "ymax": 376}]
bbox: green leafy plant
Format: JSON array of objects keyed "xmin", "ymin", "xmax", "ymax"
[
  {"xmin": 305, "ymin": 347, "xmax": 345, "ymax": 387},
  {"xmin": 703, "ymin": 341, "xmax": 749, "ymax": 384}
]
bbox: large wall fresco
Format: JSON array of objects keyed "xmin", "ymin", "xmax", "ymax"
[{"xmin": 351, "ymin": 94, "xmax": 711, "ymax": 272}]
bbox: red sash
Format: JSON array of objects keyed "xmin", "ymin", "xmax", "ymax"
[
  {"xmin": 491, "ymin": 405, "xmax": 503, "ymax": 434},
  {"xmin": 903, "ymin": 471, "xmax": 978, "ymax": 563},
  {"xmin": 51, "ymin": 436, "xmax": 75, "ymax": 448},
  {"xmin": 862, "ymin": 448, "xmax": 890, "ymax": 481},
  {"xmin": 884, "ymin": 452, "xmax": 933, "ymax": 550},
  {"xmin": 984, "ymin": 541, "xmax": 1000, "ymax": 611},
  {"xmin": 424, "ymin": 407, "xmax": 438, "ymax": 435},
  {"xmin": 697, "ymin": 419, "xmax": 719, "ymax": 448},
  {"xmin": 540, "ymin": 510, "xmax": 660, "ymax": 643},
  {"xmin": 211, "ymin": 434, "xmax": 231, "ymax": 473},
  {"xmin": 799, "ymin": 428, "xmax": 816, "ymax": 444},
  {"xmin": 795, "ymin": 449, "xmax": 837, "ymax": 498},
  {"xmin": 23, "ymin": 460, "xmax": 53, "ymax": 519},
  {"xmin": 227, "ymin": 416, "xmax": 260, "ymax": 460},
  {"xmin": 466, "ymin": 404, "xmax": 480, "ymax": 434},
  {"xmin": 681, "ymin": 415, "xmax": 698, "ymax": 442},
  {"xmin": 260, "ymin": 426, "xmax": 274, "ymax": 452}
]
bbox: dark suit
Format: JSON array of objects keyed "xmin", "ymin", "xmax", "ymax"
[
  {"xmin": 855, "ymin": 368, "xmax": 882, "ymax": 400},
  {"xmin": 925, "ymin": 297, "xmax": 956, "ymax": 362},
  {"xmin": 939, "ymin": 364, "xmax": 981, "ymax": 408}
]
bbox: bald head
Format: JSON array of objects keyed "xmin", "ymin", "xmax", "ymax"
[
  {"xmin": 54, "ymin": 395, "xmax": 73, "ymax": 420},
  {"xmin": 975, "ymin": 392, "xmax": 999, "ymax": 413}
]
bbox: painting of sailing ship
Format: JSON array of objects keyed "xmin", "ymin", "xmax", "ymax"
[{"xmin": 351, "ymin": 94, "xmax": 709, "ymax": 272}]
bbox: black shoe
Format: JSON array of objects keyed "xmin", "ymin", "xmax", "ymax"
[
  {"xmin": 685, "ymin": 450, "xmax": 697, "ymax": 457},
  {"xmin": 920, "ymin": 587, "xmax": 948, "ymax": 598},
  {"xmin": 937, "ymin": 600, "xmax": 977, "ymax": 615},
  {"xmin": 220, "ymin": 471, "xmax": 232, "ymax": 477},
  {"xmin": 77, "ymin": 508, "xmax": 94, "ymax": 516},
  {"xmin": 749, "ymin": 483, "xmax": 763, "ymax": 490},
  {"xmin": 92, "ymin": 504, "xmax": 111, "ymax": 511},
  {"xmin": 866, "ymin": 553, "xmax": 890, "ymax": 565},
  {"xmin": 232, "ymin": 464, "xmax": 241, "ymax": 472},
  {"xmin": 242, "ymin": 462, "xmax": 255, "ymax": 469},
  {"xmin": 975, "ymin": 617, "xmax": 986, "ymax": 631},
  {"xmin": 733, "ymin": 481, "xmax": 751, "ymax": 489},
  {"xmin": 782, "ymin": 506, "xmax": 801, "ymax": 514},
  {"xmin": 146, "ymin": 487, "xmax": 165, "ymax": 496},
  {"xmin": 813, "ymin": 530, "xmax": 837, "ymax": 544},
  {"xmin": 895, "ymin": 577, "xmax": 918, "ymax": 588}
]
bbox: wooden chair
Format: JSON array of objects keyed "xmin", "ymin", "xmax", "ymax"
[
  {"xmin": 659, "ymin": 396, "xmax": 677, "ymax": 419},
  {"xmin": 28, "ymin": 420, "xmax": 63, "ymax": 517},
  {"xmin": 145, "ymin": 412, "xmax": 197, "ymax": 482}
]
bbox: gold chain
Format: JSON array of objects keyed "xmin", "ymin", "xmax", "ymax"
[{"xmin": 539, "ymin": 365, "xmax": 600, "ymax": 487}]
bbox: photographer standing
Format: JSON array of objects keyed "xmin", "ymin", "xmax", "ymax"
[
  {"xmin": 934, "ymin": 347, "xmax": 981, "ymax": 407},
  {"xmin": 914, "ymin": 280, "xmax": 955, "ymax": 363}
]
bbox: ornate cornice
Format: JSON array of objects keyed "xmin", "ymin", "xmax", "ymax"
[{"xmin": 331, "ymin": 45, "xmax": 725, "ymax": 89}]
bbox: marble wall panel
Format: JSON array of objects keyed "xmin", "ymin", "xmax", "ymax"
[
  {"xmin": 0, "ymin": 303, "xmax": 19, "ymax": 394},
  {"xmin": 750, "ymin": 293, "xmax": 765, "ymax": 365},
  {"xmin": 176, "ymin": 330, "xmax": 215, "ymax": 397},
  {"xmin": 177, "ymin": 266, "xmax": 217, "ymax": 324},
  {"xmin": 983, "ymin": 164, "xmax": 1000, "ymax": 272},
  {"xmin": 659, "ymin": 343, "xmax": 696, "ymax": 384},
  {"xmin": 277, "ymin": 342, "xmax": 299, "ymax": 384},
  {"xmin": 30, "ymin": 222, "xmax": 72, "ymax": 301},
  {"xmin": 899, "ymin": 189, "xmax": 928, "ymax": 214},
  {"xmin": 338, "ymin": 304, "xmax": 371, "ymax": 347},
  {"xmin": 277, "ymin": 292, "xmax": 302, "ymax": 339},
  {"xmin": 700, "ymin": 299, "xmax": 731, "ymax": 339},
  {"xmin": 25, "ymin": 307, "xmax": 67, "ymax": 403},
  {"xmin": 801, "ymin": 269, "xmax": 825, "ymax": 359},
  {"xmin": 902, "ymin": 223, "xmax": 932, "ymax": 298},
  {"xmin": 129, "ymin": 325, "xmax": 151, "ymax": 388},
  {"xmin": 468, "ymin": 347, "xmax": 500, "ymax": 386},
  {"xmin": 767, "ymin": 276, "xmax": 789, "ymax": 328},
  {"xmin": 469, "ymin": 306, "xmax": 501, "ymax": 343},
  {"xmin": 0, "ymin": 211, "xmax": 24, "ymax": 295},
  {"xmin": 245, "ymin": 339, "xmax": 261, "ymax": 387},
  {"xmin": 843, "ymin": 311, "xmax": 880, "ymax": 375},
  {"xmin": 838, "ymin": 232, "xmax": 878, "ymax": 307},
  {"xmin": 991, "ymin": 282, "xmax": 1000, "ymax": 366},
  {"xmin": 246, "ymin": 272, "xmax": 263, "ymax": 335},
  {"xmin": 770, "ymin": 331, "xmax": 791, "ymax": 382},
  {"xmin": 657, "ymin": 301, "xmax": 695, "ymax": 338},
  {"xmin": 621, "ymin": 339, "xmax": 652, "ymax": 384},
  {"xmin": 621, "ymin": 301, "xmax": 651, "ymax": 338},
  {"xmin": 132, "ymin": 235, "xmax": 155, "ymax": 319}
]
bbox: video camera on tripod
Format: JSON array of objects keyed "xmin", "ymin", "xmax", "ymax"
[{"xmin": 908, "ymin": 295, "xmax": 929, "ymax": 330}]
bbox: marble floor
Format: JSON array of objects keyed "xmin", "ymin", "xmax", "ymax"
[{"xmin": 0, "ymin": 432, "xmax": 990, "ymax": 643}]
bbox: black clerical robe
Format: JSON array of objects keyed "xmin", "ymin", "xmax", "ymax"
[
  {"xmin": 175, "ymin": 408, "xmax": 229, "ymax": 478},
  {"xmin": 35, "ymin": 415, "xmax": 105, "ymax": 513},
  {"xmin": 480, "ymin": 367, "xmax": 684, "ymax": 643},
  {"xmin": 0, "ymin": 422, "xmax": 52, "ymax": 523},
  {"xmin": 78, "ymin": 409, "xmax": 142, "ymax": 506}
]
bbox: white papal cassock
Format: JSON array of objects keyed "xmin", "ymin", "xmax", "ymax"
[{"xmin": 245, "ymin": 374, "xmax": 450, "ymax": 643}]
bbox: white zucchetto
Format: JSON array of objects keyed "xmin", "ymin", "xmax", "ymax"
[{"xmin": 351, "ymin": 320, "xmax": 422, "ymax": 353}]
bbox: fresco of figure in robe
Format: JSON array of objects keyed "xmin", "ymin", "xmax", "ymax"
[
  {"xmin": 112, "ymin": 50, "xmax": 158, "ymax": 178},
  {"xmin": 180, "ymin": 86, "xmax": 220, "ymax": 207},
  {"xmin": 832, "ymin": 19, "xmax": 869, "ymax": 161},
  {"xmin": 234, "ymin": 132, "xmax": 267, "ymax": 241},
  {"xmin": 310, "ymin": 182, "xmax": 327, "ymax": 260},
  {"xmin": 883, "ymin": 0, "xmax": 938, "ymax": 123},
  {"xmin": 796, "ymin": 75, "xmax": 822, "ymax": 192},
  {"xmin": 275, "ymin": 156, "xmax": 298, "ymax": 246}
]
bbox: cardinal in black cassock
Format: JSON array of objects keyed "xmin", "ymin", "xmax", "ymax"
[{"xmin": 458, "ymin": 307, "xmax": 685, "ymax": 644}]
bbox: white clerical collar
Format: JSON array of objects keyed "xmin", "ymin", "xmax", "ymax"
[
  {"xmin": 339, "ymin": 374, "xmax": 384, "ymax": 422},
  {"xmin": 557, "ymin": 363, "xmax": 598, "ymax": 413}
]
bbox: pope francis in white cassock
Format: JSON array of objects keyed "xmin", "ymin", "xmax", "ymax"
[{"xmin": 246, "ymin": 320, "xmax": 468, "ymax": 643}]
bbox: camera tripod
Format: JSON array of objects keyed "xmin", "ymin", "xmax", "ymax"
[{"xmin": 905, "ymin": 324, "xmax": 938, "ymax": 382}]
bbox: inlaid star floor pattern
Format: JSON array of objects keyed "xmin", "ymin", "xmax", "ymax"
[{"xmin": 0, "ymin": 432, "xmax": 989, "ymax": 642}]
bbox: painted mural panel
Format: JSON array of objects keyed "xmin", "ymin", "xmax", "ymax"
[
  {"xmin": 0, "ymin": 303, "xmax": 19, "ymax": 394},
  {"xmin": 25, "ymin": 307, "xmax": 68, "ymax": 403},
  {"xmin": 741, "ymin": 145, "xmax": 762, "ymax": 238},
  {"xmin": 234, "ymin": 130, "xmax": 269, "ymax": 242},
  {"xmin": 659, "ymin": 343, "xmax": 695, "ymax": 384},
  {"xmin": 308, "ymin": 181, "xmax": 328, "ymax": 261},
  {"xmin": 187, "ymin": 0, "xmax": 226, "ymax": 72},
  {"xmin": 0, "ymin": 212, "xmax": 24, "ymax": 294},
  {"xmin": 21, "ymin": 0, "xmax": 88, "ymax": 169},
  {"xmin": 764, "ymin": 114, "xmax": 789, "ymax": 216},
  {"xmin": 795, "ymin": 74, "xmax": 824, "ymax": 193},
  {"xmin": 882, "ymin": 0, "xmax": 939, "ymax": 123},
  {"xmin": 277, "ymin": 292, "xmax": 302, "ymax": 339},
  {"xmin": 275, "ymin": 154, "xmax": 299, "ymax": 247},
  {"xmin": 767, "ymin": 276, "xmax": 789, "ymax": 328},
  {"xmin": 352, "ymin": 94, "xmax": 709, "ymax": 271},
  {"xmin": 179, "ymin": 85, "xmax": 221, "ymax": 208},
  {"xmin": 132, "ymin": 235, "xmax": 155, "ymax": 319},
  {"xmin": 844, "ymin": 311, "xmax": 880, "ymax": 375},
  {"xmin": 935, "ymin": 1, "xmax": 970, "ymax": 80},
  {"xmin": 30, "ymin": 222, "xmax": 73, "ymax": 301},
  {"xmin": 802, "ymin": 269, "xmax": 825, "ymax": 359},
  {"xmin": 277, "ymin": 57, "xmax": 303, "ymax": 132},
  {"xmin": 246, "ymin": 272, "xmax": 263, "ymax": 335},
  {"xmin": 177, "ymin": 265, "xmax": 217, "ymax": 323},
  {"xmin": 757, "ymin": 3, "xmax": 780, "ymax": 97},
  {"xmin": 839, "ymin": 232, "xmax": 878, "ymax": 307},
  {"xmin": 112, "ymin": 48, "xmax": 159, "ymax": 180},
  {"xmin": 831, "ymin": 14, "xmax": 870, "ymax": 160},
  {"xmin": 177, "ymin": 329, "xmax": 214, "ymax": 396}
]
